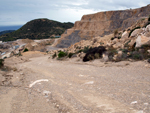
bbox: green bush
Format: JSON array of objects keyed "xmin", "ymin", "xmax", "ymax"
[
  {"xmin": 58, "ymin": 51, "xmax": 67, "ymax": 58},
  {"xmin": 0, "ymin": 59, "xmax": 4, "ymax": 68},
  {"xmin": 108, "ymin": 47, "xmax": 118, "ymax": 56},
  {"xmin": 18, "ymin": 52, "xmax": 22, "ymax": 56},
  {"xmin": 141, "ymin": 44, "xmax": 150, "ymax": 50},
  {"xmin": 23, "ymin": 48, "xmax": 28, "ymax": 52},
  {"xmin": 129, "ymin": 27, "xmax": 141, "ymax": 37},
  {"xmin": 121, "ymin": 49, "xmax": 129, "ymax": 54},
  {"xmin": 124, "ymin": 40, "xmax": 131, "ymax": 47},
  {"xmin": 52, "ymin": 52, "xmax": 57, "ymax": 59},
  {"xmin": 68, "ymin": 53, "xmax": 75, "ymax": 58},
  {"xmin": 111, "ymin": 37, "xmax": 115, "ymax": 40},
  {"xmin": 129, "ymin": 51, "xmax": 143, "ymax": 60},
  {"xmin": 76, "ymin": 49, "xmax": 83, "ymax": 53},
  {"xmin": 83, "ymin": 46, "xmax": 91, "ymax": 53},
  {"xmin": 114, "ymin": 29, "xmax": 118, "ymax": 37},
  {"xmin": 94, "ymin": 53, "xmax": 100, "ymax": 59},
  {"xmin": 118, "ymin": 37, "xmax": 121, "ymax": 39}
]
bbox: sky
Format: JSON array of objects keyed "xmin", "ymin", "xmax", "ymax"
[{"xmin": 0, "ymin": 0, "xmax": 150, "ymax": 26}]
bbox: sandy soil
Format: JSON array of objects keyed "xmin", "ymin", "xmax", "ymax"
[{"xmin": 0, "ymin": 52, "xmax": 150, "ymax": 113}]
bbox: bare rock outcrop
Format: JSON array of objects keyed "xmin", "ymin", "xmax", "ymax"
[{"xmin": 56, "ymin": 4, "xmax": 150, "ymax": 48}]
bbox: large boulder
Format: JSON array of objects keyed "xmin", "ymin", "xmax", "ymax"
[
  {"xmin": 102, "ymin": 53, "xmax": 109, "ymax": 62},
  {"xmin": 144, "ymin": 25, "xmax": 150, "ymax": 37},
  {"xmin": 113, "ymin": 42, "xmax": 123, "ymax": 49},
  {"xmin": 83, "ymin": 46, "xmax": 106, "ymax": 62},
  {"xmin": 146, "ymin": 24, "xmax": 150, "ymax": 32},
  {"xmin": 130, "ymin": 28, "xmax": 143, "ymax": 37},
  {"xmin": 128, "ymin": 37, "xmax": 137, "ymax": 47},
  {"xmin": 121, "ymin": 31, "xmax": 129, "ymax": 39},
  {"xmin": 113, "ymin": 51, "xmax": 123, "ymax": 62},
  {"xmin": 135, "ymin": 35, "xmax": 150, "ymax": 47}
]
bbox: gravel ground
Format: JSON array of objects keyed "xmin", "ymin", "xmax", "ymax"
[{"xmin": 0, "ymin": 54, "xmax": 150, "ymax": 113}]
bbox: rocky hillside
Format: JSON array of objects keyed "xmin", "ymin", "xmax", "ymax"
[
  {"xmin": 49, "ymin": 15, "xmax": 150, "ymax": 62},
  {"xmin": 0, "ymin": 19, "xmax": 74, "ymax": 41},
  {"xmin": 56, "ymin": 4, "xmax": 150, "ymax": 48}
]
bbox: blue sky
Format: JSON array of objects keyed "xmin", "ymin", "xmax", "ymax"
[{"xmin": 0, "ymin": 0, "xmax": 149, "ymax": 26}]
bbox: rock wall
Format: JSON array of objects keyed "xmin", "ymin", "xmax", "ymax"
[{"xmin": 56, "ymin": 4, "xmax": 150, "ymax": 48}]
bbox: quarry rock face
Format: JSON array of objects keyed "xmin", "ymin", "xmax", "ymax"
[{"xmin": 56, "ymin": 4, "xmax": 150, "ymax": 48}]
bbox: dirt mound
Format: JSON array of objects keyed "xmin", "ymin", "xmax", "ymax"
[{"xmin": 22, "ymin": 51, "xmax": 45, "ymax": 58}]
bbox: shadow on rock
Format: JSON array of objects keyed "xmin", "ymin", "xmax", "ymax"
[{"xmin": 83, "ymin": 46, "xmax": 106, "ymax": 62}]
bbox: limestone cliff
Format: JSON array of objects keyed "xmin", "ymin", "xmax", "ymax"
[{"xmin": 56, "ymin": 4, "xmax": 150, "ymax": 48}]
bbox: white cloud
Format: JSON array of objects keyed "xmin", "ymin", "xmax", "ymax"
[{"xmin": 0, "ymin": 0, "xmax": 149, "ymax": 26}]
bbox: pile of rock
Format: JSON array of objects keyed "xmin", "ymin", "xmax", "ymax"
[{"xmin": 50, "ymin": 23, "xmax": 150, "ymax": 62}]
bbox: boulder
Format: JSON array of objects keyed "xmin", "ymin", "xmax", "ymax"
[
  {"xmin": 113, "ymin": 51, "xmax": 123, "ymax": 62},
  {"xmin": 121, "ymin": 31, "xmax": 129, "ymax": 39},
  {"xmin": 144, "ymin": 32, "xmax": 150, "ymax": 37},
  {"xmin": 135, "ymin": 35, "xmax": 150, "ymax": 47},
  {"xmin": 144, "ymin": 26, "xmax": 150, "ymax": 37},
  {"xmin": 112, "ymin": 38, "xmax": 119, "ymax": 44},
  {"xmin": 130, "ymin": 29, "xmax": 143, "ymax": 37},
  {"xmin": 146, "ymin": 24, "xmax": 150, "ymax": 32},
  {"xmin": 128, "ymin": 37, "xmax": 136, "ymax": 47},
  {"xmin": 78, "ymin": 52, "xmax": 86, "ymax": 59},
  {"xmin": 113, "ymin": 42, "xmax": 122, "ymax": 49},
  {"xmin": 102, "ymin": 53, "xmax": 109, "ymax": 62},
  {"xmin": 118, "ymin": 51, "xmax": 123, "ymax": 57}
]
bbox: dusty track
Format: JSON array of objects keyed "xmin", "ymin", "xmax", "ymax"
[{"xmin": 0, "ymin": 54, "xmax": 150, "ymax": 113}]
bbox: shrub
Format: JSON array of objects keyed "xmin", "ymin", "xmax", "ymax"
[
  {"xmin": 141, "ymin": 44, "xmax": 150, "ymax": 50},
  {"xmin": 94, "ymin": 53, "xmax": 100, "ymax": 59},
  {"xmin": 52, "ymin": 52, "xmax": 57, "ymax": 59},
  {"xmin": 0, "ymin": 59, "xmax": 4, "ymax": 68},
  {"xmin": 121, "ymin": 49, "xmax": 129, "ymax": 54},
  {"xmin": 128, "ymin": 51, "xmax": 143, "ymax": 60},
  {"xmin": 83, "ymin": 46, "xmax": 91, "ymax": 53},
  {"xmin": 128, "ymin": 27, "xmax": 141, "ymax": 37},
  {"xmin": 114, "ymin": 29, "xmax": 118, "ymax": 37},
  {"xmin": 107, "ymin": 47, "xmax": 118, "ymax": 56},
  {"xmin": 118, "ymin": 37, "xmax": 121, "ymax": 39},
  {"xmin": 18, "ymin": 52, "xmax": 22, "ymax": 56},
  {"xmin": 58, "ymin": 51, "xmax": 67, "ymax": 58},
  {"xmin": 23, "ymin": 48, "xmax": 28, "ymax": 52},
  {"xmin": 83, "ymin": 46, "xmax": 106, "ymax": 62},
  {"xmin": 124, "ymin": 40, "xmax": 131, "ymax": 47},
  {"xmin": 77, "ymin": 49, "xmax": 83, "ymax": 53},
  {"xmin": 111, "ymin": 37, "xmax": 115, "ymax": 40},
  {"xmin": 107, "ymin": 47, "xmax": 118, "ymax": 61},
  {"xmin": 68, "ymin": 53, "xmax": 75, "ymax": 58}
]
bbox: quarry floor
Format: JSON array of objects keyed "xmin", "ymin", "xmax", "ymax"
[{"xmin": 0, "ymin": 52, "xmax": 150, "ymax": 113}]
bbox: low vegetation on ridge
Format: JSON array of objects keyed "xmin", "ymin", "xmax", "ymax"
[{"xmin": 0, "ymin": 18, "xmax": 74, "ymax": 42}]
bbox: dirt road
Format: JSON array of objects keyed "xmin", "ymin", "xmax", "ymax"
[{"xmin": 0, "ymin": 54, "xmax": 150, "ymax": 113}]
